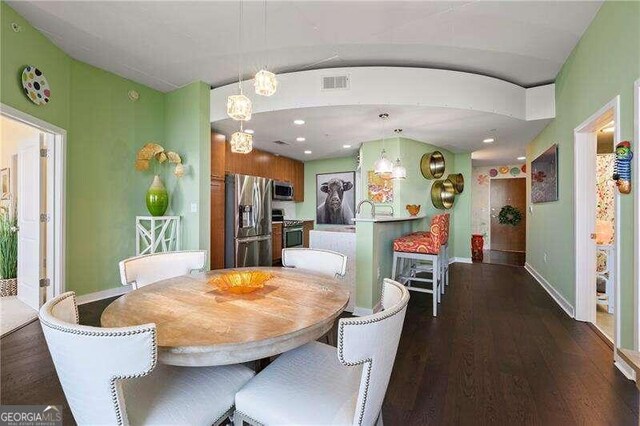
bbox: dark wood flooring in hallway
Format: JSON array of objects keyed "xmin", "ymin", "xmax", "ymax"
[{"xmin": 1, "ymin": 263, "xmax": 637, "ymax": 425}]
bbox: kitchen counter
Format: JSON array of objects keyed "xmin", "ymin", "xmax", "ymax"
[{"xmin": 351, "ymin": 214, "xmax": 426, "ymax": 223}]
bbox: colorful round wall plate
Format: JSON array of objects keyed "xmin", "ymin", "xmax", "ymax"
[
  {"xmin": 489, "ymin": 168, "xmax": 498, "ymax": 177},
  {"xmin": 510, "ymin": 167, "xmax": 520, "ymax": 176},
  {"xmin": 499, "ymin": 166, "xmax": 509, "ymax": 174},
  {"xmin": 22, "ymin": 66, "xmax": 50, "ymax": 105},
  {"xmin": 521, "ymin": 164, "xmax": 527, "ymax": 173}
]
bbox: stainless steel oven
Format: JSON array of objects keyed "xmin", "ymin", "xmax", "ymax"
[{"xmin": 283, "ymin": 221, "xmax": 303, "ymax": 248}]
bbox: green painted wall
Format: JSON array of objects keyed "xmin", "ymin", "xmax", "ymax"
[
  {"xmin": 67, "ymin": 61, "xmax": 165, "ymax": 294},
  {"xmin": 164, "ymin": 81, "xmax": 211, "ymax": 257},
  {"xmin": 296, "ymin": 155, "xmax": 357, "ymax": 220},
  {"xmin": 1, "ymin": 2, "xmax": 210, "ymax": 295},
  {"xmin": 526, "ymin": 1, "xmax": 640, "ymax": 348}
]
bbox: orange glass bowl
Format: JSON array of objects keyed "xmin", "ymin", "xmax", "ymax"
[
  {"xmin": 406, "ymin": 204, "xmax": 421, "ymax": 216},
  {"xmin": 208, "ymin": 270, "xmax": 272, "ymax": 294}
]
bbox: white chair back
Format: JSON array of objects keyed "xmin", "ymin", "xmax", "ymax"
[
  {"xmin": 337, "ymin": 278, "xmax": 409, "ymax": 426},
  {"xmin": 119, "ymin": 250, "xmax": 207, "ymax": 289},
  {"xmin": 39, "ymin": 292, "xmax": 156, "ymax": 425},
  {"xmin": 281, "ymin": 248, "xmax": 347, "ymax": 278}
]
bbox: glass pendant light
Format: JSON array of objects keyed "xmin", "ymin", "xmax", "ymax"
[
  {"xmin": 254, "ymin": 69, "xmax": 277, "ymax": 96},
  {"xmin": 392, "ymin": 158, "xmax": 407, "ymax": 179},
  {"xmin": 227, "ymin": 0, "xmax": 253, "ymax": 121},
  {"xmin": 391, "ymin": 128, "xmax": 406, "ymax": 179},
  {"xmin": 254, "ymin": 0, "xmax": 278, "ymax": 96},
  {"xmin": 227, "ymin": 90, "xmax": 252, "ymax": 121},
  {"xmin": 374, "ymin": 113, "xmax": 393, "ymax": 178},
  {"xmin": 230, "ymin": 122, "xmax": 253, "ymax": 154}
]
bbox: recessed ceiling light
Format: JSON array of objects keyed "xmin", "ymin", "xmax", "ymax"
[
  {"xmin": 296, "ymin": 137, "xmax": 306, "ymax": 142},
  {"xmin": 304, "ymin": 150, "xmax": 312, "ymax": 154},
  {"xmin": 483, "ymin": 138, "xmax": 495, "ymax": 143},
  {"xmin": 245, "ymin": 129, "xmax": 254, "ymax": 134},
  {"xmin": 294, "ymin": 119, "xmax": 305, "ymax": 125},
  {"xmin": 517, "ymin": 156, "xmax": 526, "ymax": 160},
  {"xmin": 343, "ymin": 145, "xmax": 351, "ymax": 148}
]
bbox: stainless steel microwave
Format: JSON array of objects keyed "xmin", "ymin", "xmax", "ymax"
[{"xmin": 273, "ymin": 181, "xmax": 294, "ymax": 201}]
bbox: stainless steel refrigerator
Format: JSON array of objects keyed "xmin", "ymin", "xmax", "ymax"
[{"xmin": 224, "ymin": 174, "xmax": 272, "ymax": 268}]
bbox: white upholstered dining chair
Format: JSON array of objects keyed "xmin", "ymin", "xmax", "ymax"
[
  {"xmin": 281, "ymin": 248, "xmax": 347, "ymax": 278},
  {"xmin": 119, "ymin": 250, "xmax": 207, "ymax": 289},
  {"xmin": 234, "ymin": 278, "xmax": 410, "ymax": 426},
  {"xmin": 40, "ymin": 291, "xmax": 254, "ymax": 426}
]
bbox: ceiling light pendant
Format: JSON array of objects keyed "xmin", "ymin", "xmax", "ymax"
[
  {"xmin": 374, "ymin": 149, "xmax": 394, "ymax": 178},
  {"xmin": 230, "ymin": 122, "xmax": 253, "ymax": 154},
  {"xmin": 254, "ymin": 0, "xmax": 277, "ymax": 96},
  {"xmin": 255, "ymin": 69, "xmax": 277, "ymax": 97},
  {"xmin": 227, "ymin": 88, "xmax": 252, "ymax": 121},
  {"xmin": 227, "ymin": 0, "xmax": 252, "ymax": 121},
  {"xmin": 375, "ymin": 113, "xmax": 393, "ymax": 178},
  {"xmin": 392, "ymin": 158, "xmax": 407, "ymax": 180}
]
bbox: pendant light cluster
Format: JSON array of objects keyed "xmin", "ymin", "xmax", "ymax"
[
  {"xmin": 373, "ymin": 114, "xmax": 406, "ymax": 180},
  {"xmin": 227, "ymin": 0, "xmax": 279, "ymax": 154}
]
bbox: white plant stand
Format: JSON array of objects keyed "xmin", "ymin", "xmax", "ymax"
[{"xmin": 136, "ymin": 216, "xmax": 181, "ymax": 255}]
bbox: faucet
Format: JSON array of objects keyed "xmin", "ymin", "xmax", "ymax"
[
  {"xmin": 356, "ymin": 200, "xmax": 376, "ymax": 218},
  {"xmin": 376, "ymin": 204, "xmax": 394, "ymax": 217}
]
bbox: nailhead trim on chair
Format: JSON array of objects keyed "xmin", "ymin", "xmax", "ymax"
[
  {"xmin": 336, "ymin": 282, "xmax": 408, "ymax": 426},
  {"xmin": 234, "ymin": 410, "xmax": 264, "ymax": 426},
  {"xmin": 40, "ymin": 292, "xmax": 158, "ymax": 426}
]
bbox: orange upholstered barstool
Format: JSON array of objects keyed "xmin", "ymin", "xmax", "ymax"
[{"xmin": 391, "ymin": 213, "xmax": 450, "ymax": 316}]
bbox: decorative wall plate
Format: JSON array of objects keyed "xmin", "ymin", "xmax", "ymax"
[
  {"xmin": 22, "ymin": 66, "xmax": 50, "ymax": 105},
  {"xmin": 431, "ymin": 179, "xmax": 455, "ymax": 209},
  {"xmin": 446, "ymin": 173, "xmax": 464, "ymax": 194}
]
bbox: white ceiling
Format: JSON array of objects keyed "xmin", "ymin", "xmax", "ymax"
[
  {"xmin": 10, "ymin": 1, "xmax": 602, "ymax": 92},
  {"xmin": 211, "ymin": 105, "xmax": 550, "ymax": 165}
]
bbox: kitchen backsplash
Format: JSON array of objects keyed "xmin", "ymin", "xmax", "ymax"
[{"xmin": 272, "ymin": 200, "xmax": 297, "ymax": 219}]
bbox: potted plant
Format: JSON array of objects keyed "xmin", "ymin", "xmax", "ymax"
[
  {"xmin": 135, "ymin": 142, "xmax": 184, "ymax": 216},
  {"xmin": 0, "ymin": 206, "xmax": 18, "ymax": 297}
]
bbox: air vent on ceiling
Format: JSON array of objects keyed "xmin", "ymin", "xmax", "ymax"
[
  {"xmin": 273, "ymin": 140, "xmax": 289, "ymax": 146},
  {"xmin": 322, "ymin": 75, "xmax": 349, "ymax": 91}
]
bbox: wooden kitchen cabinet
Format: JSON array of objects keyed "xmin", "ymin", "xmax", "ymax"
[
  {"xmin": 210, "ymin": 178, "xmax": 225, "ymax": 270},
  {"xmin": 211, "ymin": 132, "xmax": 226, "ymax": 180},
  {"xmin": 272, "ymin": 223, "xmax": 283, "ymax": 263},
  {"xmin": 302, "ymin": 220, "xmax": 314, "ymax": 248},
  {"xmin": 218, "ymin": 132, "xmax": 305, "ymax": 201}
]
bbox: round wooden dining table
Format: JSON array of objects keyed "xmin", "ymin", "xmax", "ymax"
[{"xmin": 101, "ymin": 267, "xmax": 349, "ymax": 367}]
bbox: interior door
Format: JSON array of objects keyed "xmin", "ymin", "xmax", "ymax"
[
  {"xmin": 17, "ymin": 133, "xmax": 44, "ymax": 310},
  {"xmin": 490, "ymin": 178, "xmax": 526, "ymax": 252}
]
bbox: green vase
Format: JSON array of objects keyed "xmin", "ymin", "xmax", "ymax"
[{"xmin": 146, "ymin": 175, "xmax": 169, "ymax": 216}]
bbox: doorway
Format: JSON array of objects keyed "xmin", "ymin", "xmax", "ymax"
[
  {"xmin": 488, "ymin": 177, "xmax": 526, "ymax": 266},
  {"xmin": 0, "ymin": 104, "xmax": 65, "ymax": 336},
  {"xmin": 574, "ymin": 97, "xmax": 621, "ymax": 363}
]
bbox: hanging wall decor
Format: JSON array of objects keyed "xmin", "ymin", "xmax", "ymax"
[
  {"xmin": 420, "ymin": 151, "xmax": 445, "ymax": 179},
  {"xmin": 446, "ymin": 173, "xmax": 464, "ymax": 194},
  {"xmin": 613, "ymin": 141, "xmax": 632, "ymax": 194},
  {"xmin": 498, "ymin": 205, "xmax": 522, "ymax": 226},
  {"xmin": 367, "ymin": 170, "xmax": 394, "ymax": 203},
  {"xmin": 430, "ymin": 179, "xmax": 455, "ymax": 209},
  {"xmin": 531, "ymin": 144, "xmax": 558, "ymax": 203},
  {"xmin": 22, "ymin": 66, "xmax": 50, "ymax": 105}
]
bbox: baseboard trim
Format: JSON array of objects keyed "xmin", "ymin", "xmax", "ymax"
[
  {"xmin": 450, "ymin": 257, "xmax": 472, "ymax": 264},
  {"xmin": 524, "ymin": 262, "xmax": 575, "ymax": 318},
  {"xmin": 614, "ymin": 351, "xmax": 637, "ymax": 381},
  {"xmin": 76, "ymin": 285, "xmax": 131, "ymax": 305}
]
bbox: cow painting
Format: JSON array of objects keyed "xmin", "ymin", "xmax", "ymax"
[{"xmin": 316, "ymin": 172, "xmax": 356, "ymax": 225}]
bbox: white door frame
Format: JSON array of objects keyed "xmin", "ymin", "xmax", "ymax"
[
  {"xmin": 573, "ymin": 96, "xmax": 621, "ymax": 350},
  {"xmin": 0, "ymin": 103, "xmax": 66, "ymax": 301},
  {"xmin": 634, "ymin": 78, "xmax": 640, "ymax": 351}
]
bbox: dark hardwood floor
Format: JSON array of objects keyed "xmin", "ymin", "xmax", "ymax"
[
  {"xmin": 479, "ymin": 249, "xmax": 526, "ymax": 267},
  {"xmin": 1, "ymin": 263, "xmax": 637, "ymax": 425}
]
